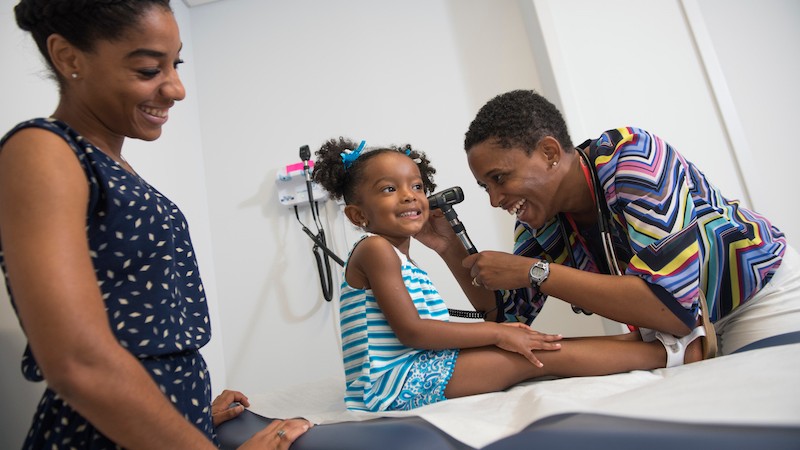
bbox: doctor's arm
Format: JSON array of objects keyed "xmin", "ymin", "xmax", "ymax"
[
  {"xmin": 414, "ymin": 210, "xmax": 498, "ymax": 319},
  {"xmin": 464, "ymin": 250, "xmax": 691, "ymax": 337}
]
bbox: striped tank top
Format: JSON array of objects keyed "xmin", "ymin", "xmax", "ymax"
[{"xmin": 339, "ymin": 236, "xmax": 450, "ymax": 411}]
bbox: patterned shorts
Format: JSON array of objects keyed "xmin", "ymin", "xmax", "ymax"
[{"xmin": 388, "ymin": 348, "xmax": 459, "ymax": 411}]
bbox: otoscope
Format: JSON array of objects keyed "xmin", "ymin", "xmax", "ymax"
[
  {"xmin": 299, "ymin": 145, "xmax": 314, "ymax": 203},
  {"xmin": 427, "ymin": 186, "xmax": 477, "ymax": 255},
  {"xmin": 428, "ymin": 186, "xmax": 498, "ymax": 320}
]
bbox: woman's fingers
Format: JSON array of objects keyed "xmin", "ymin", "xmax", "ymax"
[
  {"xmin": 241, "ymin": 418, "xmax": 313, "ymax": 450},
  {"xmin": 211, "ymin": 389, "xmax": 250, "ymax": 427},
  {"xmin": 212, "ymin": 403, "xmax": 245, "ymax": 427}
]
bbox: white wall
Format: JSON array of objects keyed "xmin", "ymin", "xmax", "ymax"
[
  {"xmin": 527, "ymin": 0, "xmax": 748, "ymax": 201},
  {"xmin": 524, "ymin": 0, "xmax": 799, "ymax": 242},
  {"xmin": 184, "ymin": 0, "xmax": 590, "ymax": 397},
  {"xmin": 694, "ymin": 0, "xmax": 800, "ymax": 242}
]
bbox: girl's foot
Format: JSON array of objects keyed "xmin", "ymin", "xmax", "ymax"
[{"xmin": 641, "ymin": 320, "xmax": 709, "ymax": 368}]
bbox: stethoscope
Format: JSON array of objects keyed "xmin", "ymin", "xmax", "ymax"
[{"xmin": 560, "ymin": 144, "xmax": 624, "ymax": 315}]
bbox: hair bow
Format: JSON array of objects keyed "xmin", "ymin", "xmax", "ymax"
[
  {"xmin": 405, "ymin": 148, "xmax": 422, "ymax": 164},
  {"xmin": 341, "ymin": 140, "xmax": 366, "ymax": 170}
]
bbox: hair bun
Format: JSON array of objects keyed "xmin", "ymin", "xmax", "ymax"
[
  {"xmin": 14, "ymin": 0, "xmax": 44, "ymax": 31},
  {"xmin": 14, "ymin": 0, "xmax": 104, "ymax": 31}
]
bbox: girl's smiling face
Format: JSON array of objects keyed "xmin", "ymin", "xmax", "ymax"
[{"xmin": 345, "ymin": 152, "xmax": 429, "ymax": 247}]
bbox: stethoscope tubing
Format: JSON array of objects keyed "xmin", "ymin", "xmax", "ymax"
[
  {"xmin": 561, "ymin": 146, "xmax": 624, "ymax": 315},
  {"xmin": 572, "ymin": 146, "xmax": 623, "ymax": 277}
]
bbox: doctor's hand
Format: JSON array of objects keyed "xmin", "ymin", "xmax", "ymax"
[
  {"xmin": 238, "ymin": 418, "xmax": 312, "ymax": 450},
  {"xmin": 464, "ymin": 251, "xmax": 535, "ymax": 290},
  {"xmin": 414, "ymin": 209, "xmax": 460, "ymax": 255},
  {"xmin": 495, "ymin": 322, "xmax": 562, "ymax": 368}
]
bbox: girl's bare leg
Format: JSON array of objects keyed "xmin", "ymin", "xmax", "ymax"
[{"xmin": 444, "ymin": 336, "xmax": 701, "ymax": 399}]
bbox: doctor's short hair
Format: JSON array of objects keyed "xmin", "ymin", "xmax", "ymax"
[
  {"xmin": 15, "ymin": 0, "xmax": 173, "ymax": 81},
  {"xmin": 312, "ymin": 137, "xmax": 437, "ymax": 205},
  {"xmin": 464, "ymin": 89, "xmax": 574, "ymax": 155}
]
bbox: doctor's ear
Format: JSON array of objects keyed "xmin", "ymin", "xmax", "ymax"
[{"xmin": 536, "ymin": 136, "xmax": 562, "ymax": 167}]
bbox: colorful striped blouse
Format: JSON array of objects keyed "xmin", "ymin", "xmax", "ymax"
[
  {"xmin": 340, "ymin": 237, "xmax": 451, "ymax": 411},
  {"xmin": 501, "ymin": 127, "xmax": 786, "ymax": 329}
]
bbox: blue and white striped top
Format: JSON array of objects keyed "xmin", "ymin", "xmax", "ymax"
[{"xmin": 339, "ymin": 236, "xmax": 451, "ymax": 411}]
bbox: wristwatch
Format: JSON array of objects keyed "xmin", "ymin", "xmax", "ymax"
[{"xmin": 528, "ymin": 260, "xmax": 550, "ymax": 288}]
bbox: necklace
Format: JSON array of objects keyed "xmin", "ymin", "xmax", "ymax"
[{"xmin": 577, "ymin": 154, "xmax": 596, "ymax": 206}]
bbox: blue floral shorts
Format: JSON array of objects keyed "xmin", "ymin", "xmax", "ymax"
[{"xmin": 388, "ymin": 348, "xmax": 459, "ymax": 411}]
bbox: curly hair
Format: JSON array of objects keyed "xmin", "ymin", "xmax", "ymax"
[
  {"xmin": 15, "ymin": 0, "xmax": 172, "ymax": 80},
  {"xmin": 312, "ymin": 137, "xmax": 437, "ymax": 205},
  {"xmin": 464, "ymin": 90, "xmax": 574, "ymax": 155}
]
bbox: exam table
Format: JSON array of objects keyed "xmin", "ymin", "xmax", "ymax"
[{"xmin": 217, "ymin": 331, "xmax": 800, "ymax": 450}]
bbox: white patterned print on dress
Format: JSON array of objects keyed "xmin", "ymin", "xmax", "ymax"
[{"xmin": 0, "ymin": 118, "xmax": 215, "ymax": 448}]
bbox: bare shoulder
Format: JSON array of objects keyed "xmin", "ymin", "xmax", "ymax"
[
  {"xmin": 0, "ymin": 127, "xmax": 89, "ymax": 227},
  {"xmin": 346, "ymin": 236, "xmax": 402, "ymax": 289},
  {"xmin": 350, "ymin": 236, "xmax": 401, "ymax": 266},
  {"xmin": 0, "ymin": 126, "xmax": 87, "ymax": 193},
  {"xmin": 354, "ymin": 235, "xmax": 395, "ymax": 253}
]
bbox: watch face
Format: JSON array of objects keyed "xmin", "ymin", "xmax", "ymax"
[
  {"xmin": 530, "ymin": 261, "xmax": 549, "ymax": 285},
  {"xmin": 531, "ymin": 266, "xmax": 545, "ymax": 278}
]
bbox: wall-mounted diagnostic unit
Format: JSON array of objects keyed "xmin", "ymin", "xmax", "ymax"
[{"xmin": 276, "ymin": 161, "xmax": 328, "ymax": 208}]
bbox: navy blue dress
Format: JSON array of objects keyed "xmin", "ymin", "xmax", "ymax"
[{"xmin": 0, "ymin": 118, "xmax": 215, "ymax": 448}]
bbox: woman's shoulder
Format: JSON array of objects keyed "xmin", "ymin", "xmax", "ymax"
[
  {"xmin": 591, "ymin": 127, "xmax": 653, "ymax": 150},
  {"xmin": 0, "ymin": 119, "xmax": 90, "ymax": 203},
  {"xmin": 1, "ymin": 118, "xmax": 71, "ymax": 145},
  {"xmin": 2, "ymin": 118, "xmax": 81, "ymax": 161},
  {"xmin": 590, "ymin": 127, "xmax": 677, "ymax": 168}
]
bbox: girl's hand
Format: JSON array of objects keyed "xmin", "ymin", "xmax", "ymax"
[
  {"xmin": 495, "ymin": 323, "xmax": 562, "ymax": 367},
  {"xmin": 238, "ymin": 418, "xmax": 312, "ymax": 450},
  {"xmin": 211, "ymin": 389, "xmax": 250, "ymax": 427}
]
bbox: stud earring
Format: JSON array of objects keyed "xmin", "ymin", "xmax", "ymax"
[
  {"xmin": 552, "ymin": 161, "xmax": 558, "ymax": 167},
  {"xmin": 71, "ymin": 73, "xmax": 78, "ymax": 79},
  {"xmin": 361, "ymin": 222, "xmax": 368, "ymax": 228}
]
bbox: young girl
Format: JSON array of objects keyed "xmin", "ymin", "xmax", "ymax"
[{"xmin": 311, "ymin": 137, "xmax": 703, "ymax": 412}]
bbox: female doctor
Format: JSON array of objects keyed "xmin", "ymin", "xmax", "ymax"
[{"xmin": 417, "ymin": 89, "xmax": 800, "ymax": 359}]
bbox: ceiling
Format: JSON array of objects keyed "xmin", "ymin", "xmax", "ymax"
[{"xmin": 181, "ymin": 0, "xmax": 222, "ymax": 7}]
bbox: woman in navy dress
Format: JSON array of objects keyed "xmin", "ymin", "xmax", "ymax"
[{"xmin": 0, "ymin": 1, "xmax": 309, "ymax": 448}]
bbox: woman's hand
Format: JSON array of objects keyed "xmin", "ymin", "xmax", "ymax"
[
  {"xmin": 238, "ymin": 418, "xmax": 312, "ymax": 450},
  {"xmin": 211, "ymin": 389, "xmax": 250, "ymax": 427},
  {"xmin": 494, "ymin": 323, "xmax": 562, "ymax": 367},
  {"xmin": 414, "ymin": 209, "xmax": 459, "ymax": 255},
  {"xmin": 464, "ymin": 251, "xmax": 533, "ymax": 290}
]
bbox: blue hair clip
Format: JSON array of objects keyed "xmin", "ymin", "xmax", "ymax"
[
  {"xmin": 405, "ymin": 147, "xmax": 422, "ymax": 164},
  {"xmin": 341, "ymin": 140, "xmax": 366, "ymax": 170}
]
